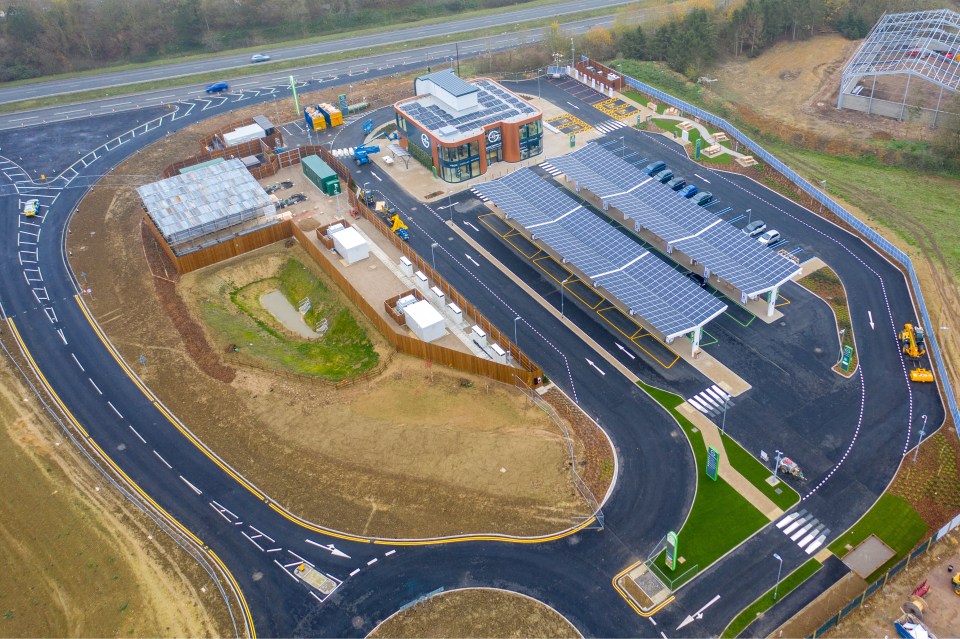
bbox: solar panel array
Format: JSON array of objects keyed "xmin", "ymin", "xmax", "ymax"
[
  {"xmin": 399, "ymin": 80, "xmax": 537, "ymax": 137},
  {"xmin": 548, "ymin": 144, "xmax": 801, "ymax": 295},
  {"xmin": 475, "ymin": 169, "xmax": 727, "ymax": 338}
]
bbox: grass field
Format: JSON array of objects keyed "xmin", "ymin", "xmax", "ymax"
[
  {"xmin": 637, "ymin": 381, "xmax": 768, "ymax": 586},
  {"xmin": 798, "ymin": 266, "xmax": 858, "ymax": 375},
  {"xmin": 828, "ymin": 494, "xmax": 927, "ymax": 581},
  {"xmin": 723, "ymin": 438, "xmax": 800, "ymax": 511},
  {"xmin": 216, "ymin": 257, "xmax": 379, "ymax": 380},
  {"xmin": 721, "ymin": 558, "xmax": 822, "ymax": 638}
]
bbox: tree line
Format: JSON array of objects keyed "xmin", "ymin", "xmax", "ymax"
[{"xmin": 0, "ymin": 0, "xmax": 528, "ymax": 82}]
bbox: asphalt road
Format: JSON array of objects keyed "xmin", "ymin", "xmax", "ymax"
[
  {"xmin": 0, "ymin": 61, "xmax": 948, "ymax": 638},
  {"xmin": 0, "ymin": 0, "xmax": 644, "ymax": 105}
]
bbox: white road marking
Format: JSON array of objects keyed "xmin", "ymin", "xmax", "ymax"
[
  {"xmin": 128, "ymin": 425, "xmax": 146, "ymax": 443},
  {"xmin": 179, "ymin": 475, "xmax": 203, "ymax": 495},
  {"xmin": 384, "ymin": 549, "xmax": 396, "ymax": 556},
  {"xmin": 349, "ymin": 568, "xmax": 360, "ymax": 576},
  {"xmin": 465, "ymin": 254, "xmax": 480, "ymax": 267},
  {"xmin": 367, "ymin": 558, "xmax": 378, "ymax": 565},
  {"xmin": 153, "ymin": 450, "xmax": 172, "ymax": 468},
  {"xmin": 370, "ymin": 171, "xmax": 382, "ymax": 182},
  {"xmin": 71, "ymin": 353, "xmax": 84, "ymax": 371},
  {"xmin": 107, "ymin": 401, "xmax": 123, "ymax": 418},
  {"xmin": 693, "ymin": 173, "xmax": 711, "ymax": 184},
  {"xmin": 57, "ymin": 329, "xmax": 67, "ymax": 345},
  {"xmin": 585, "ymin": 358, "xmax": 606, "ymax": 375},
  {"xmin": 566, "ymin": 101, "xmax": 580, "ymax": 110},
  {"xmin": 88, "ymin": 378, "xmax": 102, "ymax": 395}
]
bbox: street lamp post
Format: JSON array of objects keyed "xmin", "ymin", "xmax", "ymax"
[
  {"xmin": 430, "ymin": 242, "xmax": 439, "ymax": 276},
  {"xmin": 773, "ymin": 449, "xmax": 783, "ymax": 482},
  {"xmin": 837, "ymin": 328, "xmax": 846, "ymax": 365},
  {"xmin": 560, "ymin": 276, "xmax": 573, "ymax": 316},
  {"xmin": 514, "ymin": 315, "xmax": 521, "ymax": 348},
  {"xmin": 773, "ymin": 553, "xmax": 784, "ymax": 600},
  {"xmin": 913, "ymin": 414, "xmax": 928, "ymax": 462}
]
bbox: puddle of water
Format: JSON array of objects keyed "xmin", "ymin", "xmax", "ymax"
[{"xmin": 259, "ymin": 289, "xmax": 320, "ymax": 338}]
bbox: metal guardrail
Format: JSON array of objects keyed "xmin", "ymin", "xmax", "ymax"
[{"xmin": 615, "ymin": 67, "xmax": 959, "ymax": 433}]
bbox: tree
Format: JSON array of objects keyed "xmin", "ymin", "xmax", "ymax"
[
  {"xmin": 579, "ymin": 26, "xmax": 616, "ymax": 61},
  {"xmin": 620, "ymin": 26, "xmax": 648, "ymax": 60}
]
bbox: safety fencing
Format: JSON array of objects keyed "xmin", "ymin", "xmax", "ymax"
[
  {"xmin": 585, "ymin": 58, "xmax": 959, "ymax": 432},
  {"xmin": 806, "ymin": 512, "xmax": 960, "ymax": 638}
]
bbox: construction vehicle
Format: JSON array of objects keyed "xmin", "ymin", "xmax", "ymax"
[
  {"xmin": 362, "ymin": 119, "xmax": 375, "ymax": 135},
  {"xmin": 353, "ymin": 144, "xmax": 380, "ymax": 166},
  {"xmin": 375, "ymin": 201, "xmax": 409, "ymax": 241},
  {"xmin": 901, "ymin": 323, "xmax": 935, "ymax": 382},
  {"xmin": 355, "ymin": 185, "xmax": 375, "ymax": 207},
  {"xmin": 264, "ymin": 180, "xmax": 294, "ymax": 195},
  {"xmin": 778, "ymin": 457, "xmax": 806, "ymax": 481},
  {"xmin": 952, "ymin": 573, "xmax": 960, "ymax": 596}
]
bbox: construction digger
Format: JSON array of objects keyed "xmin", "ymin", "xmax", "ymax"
[
  {"xmin": 374, "ymin": 201, "xmax": 409, "ymax": 241},
  {"xmin": 901, "ymin": 323, "xmax": 934, "ymax": 383}
]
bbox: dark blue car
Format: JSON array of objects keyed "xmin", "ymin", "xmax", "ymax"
[{"xmin": 205, "ymin": 82, "xmax": 229, "ymax": 94}]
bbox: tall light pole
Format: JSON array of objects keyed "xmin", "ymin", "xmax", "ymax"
[
  {"xmin": 773, "ymin": 449, "xmax": 783, "ymax": 482},
  {"xmin": 514, "ymin": 315, "xmax": 521, "ymax": 348},
  {"xmin": 913, "ymin": 414, "xmax": 928, "ymax": 462},
  {"xmin": 837, "ymin": 328, "xmax": 846, "ymax": 365},
  {"xmin": 773, "ymin": 553, "xmax": 783, "ymax": 600},
  {"xmin": 430, "ymin": 242, "xmax": 439, "ymax": 276},
  {"xmin": 560, "ymin": 275, "xmax": 573, "ymax": 316}
]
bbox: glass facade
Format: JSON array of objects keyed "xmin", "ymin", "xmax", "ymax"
[
  {"xmin": 439, "ymin": 140, "xmax": 481, "ymax": 183},
  {"xmin": 518, "ymin": 119, "xmax": 543, "ymax": 160}
]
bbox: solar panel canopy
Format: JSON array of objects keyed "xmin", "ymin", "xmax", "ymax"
[
  {"xmin": 548, "ymin": 144, "xmax": 800, "ymax": 296},
  {"xmin": 475, "ymin": 169, "xmax": 727, "ymax": 339}
]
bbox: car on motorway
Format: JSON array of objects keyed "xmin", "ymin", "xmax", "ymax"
[
  {"xmin": 205, "ymin": 82, "xmax": 229, "ymax": 94},
  {"xmin": 250, "ymin": 54, "xmax": 271, "ymax": 63},
  {"xmin": 644, "ymin": 160, "xmax": 666, "ymax": 175},
  {"xmin": 657, "ymin": 170, "xmax": 674, "ymax": 184},
  {"xmin": 744, "ymin": 219, "xmax": 767, "ymax": 237},
  {"xmin": 679, "ymin": 184, "xmax": 699, "ymax": 198},
  {"xmin": 757, "ymin": 229, "xmax": 781, "ymax": 245},
  {"xmin": 695, "ymin": 191, "xmax": 713, "ymax": 206},
  {"xmin": 667, "ymin": 177, "xmax": 687, "ymax": 191}
]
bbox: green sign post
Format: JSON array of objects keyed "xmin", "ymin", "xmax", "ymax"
[
  {"xmin": 636, "ymin": 113, "xmax": 642, "ymax": 128},
  {"xmin": 840, "ymin": 345, "xmax": 853, "ymax": 371},
  {"xmin": 338, "ymin": 93, "xmax": 348, "ymax": 114},
  {"xmin": 695, "ymin": 138, "xmax": 702, "ymax": 159},
  {"xmin": 665, "ymin": 531, "xmax": 679, "ymax": 571},
  {"xmin": 569, "ymin": 133, "xmax": 576, "ymax": 147},
  {"xmin": 706, "ymin": 445, "xmax": 719, "ymax": 481},
  {"xmin": 328, "ymin": 181, "xmax": 341, "ymax": 196},
  {"xmin": 290, "ymin": 75, "xmax": 300, "ymax": 117}
]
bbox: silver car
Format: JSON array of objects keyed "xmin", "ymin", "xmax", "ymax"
[{"xmin": 250, "ymin": 54, "xmax": 271, "ymax": 63}]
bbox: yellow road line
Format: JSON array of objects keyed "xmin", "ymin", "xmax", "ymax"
[
  {"xmin": 611, "ymin": 560, "xmax": 676, "ymax": 618},
  {"xmin": 632, "ymin": 334, "xmax": 680, "ymax": 369},
  {"xmin": 267, "ymin": 503, "xmax": 371, "ymax": 543},
  {"xmin": 75, "ymin": 296, "xmax": 152, "ymax": 399},
  {"xmin": 372, "ymin": 517, "xmax": 596, "ymax": 546},
  {"xmin": 210, "ymin": 549, "xmax": 257, "ymax": 639},
  {"xmin": 566, "ymin": 284, "xmax": 604, "ymax": 310}
]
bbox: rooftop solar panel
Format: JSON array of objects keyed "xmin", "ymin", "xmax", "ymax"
[
  {"xmin": 548, "ymin": 144, "xmax": 801, "ymax": 295},
  {"xmin": 475, "ymin": 169, "xmax": 726, "ymax": 338}
]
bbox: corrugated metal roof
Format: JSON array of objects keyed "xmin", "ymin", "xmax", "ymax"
[{"xmin": 418, "ymin": 69, "xmax": 477, "ymax": 97}]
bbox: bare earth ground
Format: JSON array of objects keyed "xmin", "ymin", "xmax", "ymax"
[
  {"xmin": 368, "ymin": 589, "xmax": 580, "ymax": 639},
  {"xmin": 0, "ymin": 345, "xmax": 227, "ymax": 637},
  {"xmin": 67, "ymin": 79, "xmax": 611, "ymax": 539}
]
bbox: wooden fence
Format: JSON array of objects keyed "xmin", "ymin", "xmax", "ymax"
[{"xmin": 290, "ymin": 224, "xmax": 541, "ymax": 387}]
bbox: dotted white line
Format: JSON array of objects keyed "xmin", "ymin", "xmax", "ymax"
[{"xmin": 398, "ymin": 195, "xmax": 579, "ymax": 403}]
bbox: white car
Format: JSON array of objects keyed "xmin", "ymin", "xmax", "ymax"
[
  {"xmin": 758, "ymin": 229, "xmax": 781, "ymax": 245},
  {"xmin": 250, "ymin": 54, "xmax": 271, "ymax": 63}
]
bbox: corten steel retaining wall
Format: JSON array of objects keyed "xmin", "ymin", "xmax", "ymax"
[{"xmin": 582, "ymin": 58, "xmax": 960, "ymax": 432}]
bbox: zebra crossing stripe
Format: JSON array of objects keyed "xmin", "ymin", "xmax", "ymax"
[
  {"xmin": 805, "ymin": 535, "xmax": 826, "ymax": 555},
  {"xmin": 470, "ymin": 188, "xmax": 489, "ymax": 202},
  {"xmin": 705, "ymin": 385, "xmax": 729, "ymax": 403}
]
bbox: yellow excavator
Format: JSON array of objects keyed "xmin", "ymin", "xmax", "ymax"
[
  {"xmin": 374, "ymin": 201, "xmax": 409, "ymax": 241},
  {"xmin": 900, "ymin": 323, "xmax": 934, "ymax": 383}
]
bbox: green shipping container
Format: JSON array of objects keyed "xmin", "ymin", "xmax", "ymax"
[{"xmin": 301, "ymin": 155, "xmax": 339, "ymax": 195}]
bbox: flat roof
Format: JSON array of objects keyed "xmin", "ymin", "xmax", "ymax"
[
  {"xmin": 137, "ymin": 158, "xmax": 275, "ymax": 247},
  {"xmin": 404, "ymin": 299, "xmax": 444, "ymax": 326},
  {"xmin": 475, "ymin": 168, "xmax": 727, "ymax": 340},
  {"xmin": 544, "ymin": 143, "xmax": 801, "ymax": 296},
  {"xmin": 331, "ymin": 226, "xmax": 366, "ymax": 250},
  {"xmin": 397, "ymin": 78, "xmax": 538, "ymax": 143}
]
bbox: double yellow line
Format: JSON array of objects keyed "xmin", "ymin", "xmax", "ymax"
[
  {"xmin": 611, "ymin": 560, "xmax": 675, "ymax": 618},
  {"xmin": 6, "ymin": 315, "xmax": 256, "ymax": 638}
]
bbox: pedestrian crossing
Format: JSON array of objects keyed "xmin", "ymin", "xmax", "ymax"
[
  {"xmin": 469, "ymin": 187, "xmax": 489, "ymax": 202},
  {"xmin": 776, "ymin": 510, "xmax": 829, "ymax": 555},
  {"xmin": 686, "ymin": 385, "xmax": 733, "ymax": 417},
  {"xmin": 594, "ymin": 119, "xmax": 628, "ymax": 134},
  {"xmin": 538, "ymin": 162, "xmax": 562, "ymax": 177}
]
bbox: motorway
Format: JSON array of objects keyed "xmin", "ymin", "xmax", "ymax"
[
  {"xmin": 0, "ymin": 0, "xmax": 648, "ymax": 106},
  {"xmin": 0, "ymin": 43, "xmax": 948, "ymax": 639}
]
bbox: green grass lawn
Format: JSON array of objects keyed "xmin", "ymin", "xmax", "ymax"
[
  {"xmin": 721, "ymin": 558, "xmax": 822, "ymax": 638},
  {"xmin": 723, "ymin": 438, "xmax": 800, "ymax": 511},
  {"xmin": 828, "ymin": 494, "xmax": 927, "ymax": 581},
  {"xmin": 211, "ymin": 258, "xmax": 378, "ymax": 381},
  {"xmin": 637, "ymin": 381, "xmax": 769, "ymax": 587}
]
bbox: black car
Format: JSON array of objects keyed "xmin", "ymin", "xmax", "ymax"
[{"xmin": 667, "ymin": 177, "xmax": 687, "ymax": 191}]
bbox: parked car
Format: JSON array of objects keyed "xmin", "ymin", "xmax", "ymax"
[
  {"xmin": 695, "ymin": 191, "xmax": 713, "ymax": 206},
  {"xmin": 667, "ymin": 177, "xmax": 687, "ymax": 191},
  {"xmin": 680, "ymin": 184, "xmax": 699, "ymax": 198},
  {"xmin": 744, "ymin": 220, "xmax": 767, "ymax": 237},
  {"xmin": 250, "ymin": 54, "xmax": 271, "ymax": 63},
  {"xmin": 758, "ymin": 229, "xmax": 781, "ymax": 245},
  {"xmin": 657, "ymin": 170, "xmax": 674, "ymax": 184},
  {"xmin": 644, "ymin": 160, "xmax": 666, "ymax": 176},
  {"xmin": 205, "ymin": 82, "xmax": 229, "ymax": 94},
  {"xmin": 687, "ymin": 271, "xmax": 706, "ymax": 287}
]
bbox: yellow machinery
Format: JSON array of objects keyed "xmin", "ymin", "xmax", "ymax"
[
  {"xmin": 388, "ymin": 214, "xmax": 407, "ymax": 234},
  {"xmin": 901, "ymin": 323, "xmax": 934, "ymax": 382}
]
